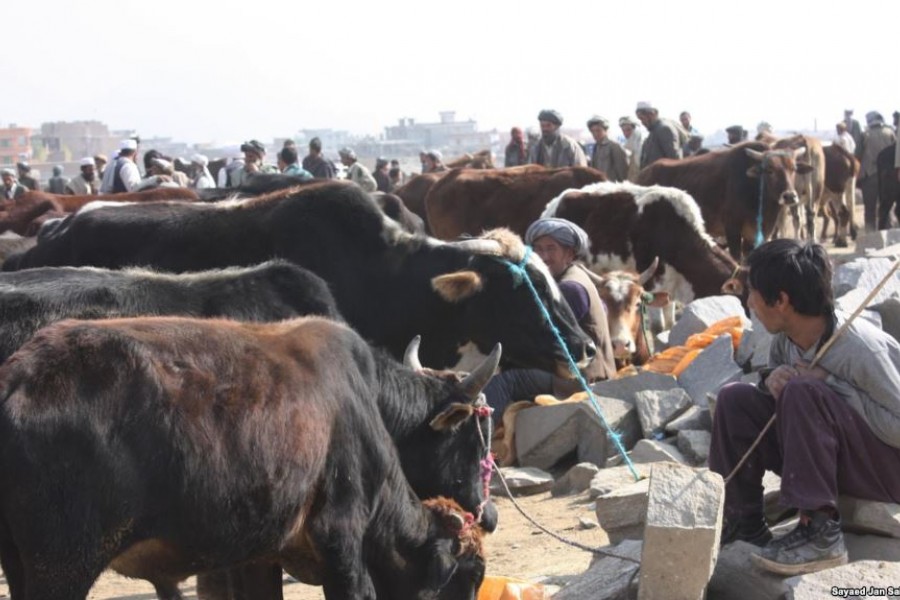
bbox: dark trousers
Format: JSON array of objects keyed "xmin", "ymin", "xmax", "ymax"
[
  {"xmin": 709, "ymin": 378, "xmax": 900, "ymax": 520},
  {"xmin": 861, "ymin": 175, "xmax": 880, "ymax": 231},
  {"xmin": 483, "ymin": 369, "xmax": 554, "ymax": 420}
]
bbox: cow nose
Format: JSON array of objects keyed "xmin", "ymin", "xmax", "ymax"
[
  {"xmin": 612, "ymin": 340, "xmax": 634, "ymax": 358},
  {"xmin": 781, "ymin": 191, "xmax": 798, "ymax": 205}
]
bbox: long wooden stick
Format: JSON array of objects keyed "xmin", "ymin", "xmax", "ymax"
[{"xmin": 724, "ymin": 255, "xmax": 900, "ymax": 484}]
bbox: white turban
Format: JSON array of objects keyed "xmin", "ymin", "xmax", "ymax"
[{"xmin": 191, "ymin": 153, "xmax": 209, "ymax": 167}]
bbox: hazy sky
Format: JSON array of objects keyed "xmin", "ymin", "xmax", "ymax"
[{"xmin": 3, "ymin": 0, "xmax": 897, "ymax": 144}]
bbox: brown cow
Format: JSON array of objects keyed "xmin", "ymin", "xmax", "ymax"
[
  {"xmin": 425, "ymin": 166, "xmax": 607, "ymax": 240},
  {"xmin": 578, "ymin": 260, "xmax": 669, "ymax": 366},
  {"xmin": 394, "ymin": 172, "xmax": 446, "ymax": 229},
  {"xmin": 47, "ymin": 186, "xmax": 201, "ymax": 213},
  {"xmin": 542, "ymin": 181, "xmax": 742, "ymax": 328},
  {"xmin": 821, "ymin": 144, "xmax": 860, "ymax": 247},
  {"xmin": 445, "ymin": 149, "xmax": 495, "ymax": 169},
  {"xmin": 637, "ymin": 142, "xmax": 811, "ymax": 258},
  {"xmin": 0, "ymin": 194, "xmax": 65, "ymax": 236},
  {"xmin": 772, "ymin": 135, "xmax": 825, "ymax": 241}
]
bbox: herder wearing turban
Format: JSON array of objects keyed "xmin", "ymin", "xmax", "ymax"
[
  {"xmin": 481, "ymin": 217, "xmax": 617, "ymax": 420},
  {"xmin": 527, "ymin": 109, "xmax": 588, "ymax": 169}
]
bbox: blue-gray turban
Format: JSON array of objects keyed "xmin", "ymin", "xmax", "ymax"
[
  {"xmin": 537, "ymin": 109, "xmax": 563, "ymax": 126},
  {"xmin": 525, "ymin": 218, "xmax": 591, "ymax": 260}
]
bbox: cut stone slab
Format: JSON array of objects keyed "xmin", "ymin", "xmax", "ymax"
[
  {"xmin": 578, "ymin": 517, "xmax": 600, "ymax": 530},
  {"xmin": 490, "ymin": 466, "xmax": 554, "ymax": 497},
  {"xmin": 845, "ymin": 531, "xmax": 900, "ymax": 561},
  {"xmin": 784, "ymin": 560, "xmax": 900, "ymax": 599},
  {"xmin": 638, "ymin": 463, "xmax": 724, "ymax": 600},
  {"xmin": 735, "ymin": 313, "xmax": 774, "ymax": 371},
  {"xmin": 676, "ymin": 430, "xmax": 711, "ymax": 465},
  {"xmin": 515, "ymin": 397, "xmax": 641, "ymax": 471},
  {"xmin": 708, "ymin": 541, "xmax": 790, "ymax": 600},
  {"xmin": 762, "ymin": 471, "xmax": 784, "ymax": 523},
  {"xmin": 595, "ymin": 478, "xmax": 650, "ymax": 543},
  {"xmin": 552, "ymin": 462, "xmax": 601, "ymax": 497},
  {"xmin": 855, "ymin": 228, "xmax": 900, "ymax": 252},
  {"xmin": 835, "ymin": 291, "xmax": 883, "ymax": 328},
  {"xmin": 664, "ymin": 406, "xmax": 712, "ymax": 434},
  {"xmin": 554, "ymin": 539, "xmax": 642, "ymax": 600},
  {"xmin": 667, "ymin": 295, "xmax": 749, "ymax": 348},
  {"xmin": 634, "ymin": 387, "xmax": 693, "ymax": 439},
  {"xmin": 631, "ymin": 439, "xmax": 688, "ymax": 465},
  {"xmin": 677, "ymin": 334, "xmax": 743, "ymax": 407},
  {"xmin": 838, "ymin": 496, "xmax": 900, "ymax": 538},
  {"xmin": 833, "ymin": 256, "xmax": 898, "ymax": 297},
  {"xmin": 591, "ymin": 371, "xmax": 678, "ymax": 405},
  {"xmin": 589, "ymin": 465, "xmax": 648, "ymax": 499},
  {"xmin": 871, "ymin": 291, "xmax": 900, "ymax": 344}
]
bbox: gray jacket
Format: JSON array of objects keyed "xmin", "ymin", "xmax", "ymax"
[
  {"xmin": 640, "ymin": 119, "xmax": 682, "ymax": 168},
  {"xmin": 528, "ymin": 134, "xmax": 587, "ymax": 168},
  {"xmin": 858, "ymin": 124, "xmax": 897, "ymax": 178},
  {"xmin": 770, "ymin": 312, "xmax": 900, "ymax": 449},
  {"xmin": 590, "ymin": 139, "xmax": 628, "ymax": 182}
]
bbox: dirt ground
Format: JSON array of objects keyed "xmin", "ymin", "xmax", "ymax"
[{"xmin": 0, "ymin": 491, "xmax": 605, "ymax": 599}]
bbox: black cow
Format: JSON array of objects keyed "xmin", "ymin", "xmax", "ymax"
[
  {"xmin": 878, "ymin": 144, "xmax": 900, "ymax": 228},
  {"xmin": 0, "ymin": 261, "xmax": 340, "ymax": 364},
  {"xmin": 5, "ymin": 181, "xmax": 595, "ymax": 377},
  {"xmin": 0, "ymin": 317, "xmax": 490, "ymax": 600},
  {"xmin": 195, "ymin": 173, "xmax": 316, "ymax": 202}
]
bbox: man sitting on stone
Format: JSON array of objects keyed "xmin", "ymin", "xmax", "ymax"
[{"xmin": 710, "ymin": 239, "xmax": 900, "ymax": 576}]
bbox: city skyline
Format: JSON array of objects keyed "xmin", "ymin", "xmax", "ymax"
[{"xmin": 2, "ymin": 0, "xmax": 897, "ymax": 145}]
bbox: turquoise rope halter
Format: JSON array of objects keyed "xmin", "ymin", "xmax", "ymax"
[{"xmin": 502, "ymin": 247, "xmax": 640, "ymax": 481}]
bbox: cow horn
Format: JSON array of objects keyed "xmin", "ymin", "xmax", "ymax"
[
  {"xmin": 449, "ymin": 238, "xmax": 503, "ymax": 256},
  {"xmin": 793, "ymin": 147, "xmax": 807, "ymax": 160},
  {"xmin": 460, "ymin": 343, "xmax": 502, "ymax": 400},
  {"xmin": 404, "ymin": 336, "xmax": 424, "ymax": 371},
  {"xmin": 638, "ymin": 257, "xmax": 660, "ymax": 285},
  {"xmin": 576, "ymin": 263, "xmax": 607, "ymax": 286},
  {"xmin": 745, "ymin": 148, "xmax": 765, "ymax": 162}
]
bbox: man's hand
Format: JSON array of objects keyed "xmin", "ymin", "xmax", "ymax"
[
  {"xmin": 766, "ymin": 365, "xmax": 797, "ymax": 400},
  {"xmin": 794, "ymin": 359, "xmax": 828, "ymax": 381}
]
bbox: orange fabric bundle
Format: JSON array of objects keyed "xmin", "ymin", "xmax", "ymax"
[
  {"xmin": 643, "ymin": 316, "xmax": 748, "ymax": 375},
  {"xmin": 478, "ymin": 576, "xmax": 549, "ymax": 600}
]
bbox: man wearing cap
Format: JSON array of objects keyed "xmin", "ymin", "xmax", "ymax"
[
  {"xmin": 189, "ymin": 154, "xmax": 216, "ymax": 190},
  {"xmin": 1, "ymin": 169, "xmax": 27, "ymax": 201},
  {"xmin": 857, "ymin": 112, "xmax": 897, "ymax": 230},
  {"xmin": 843, "ymin": 109, "xmax": 863, "ymax": 151},
  {"xmin": 373, "ymin": 157, "xmax": 391, "ymax": 192},
  {"xmin": 422, "ymin": 150, "xmax": 447, "ymax": 174},
  {"xmin": 505, "ymin": 127, "xmax": 528, "ymax": 168},
  {"xmin": 16, "ymin": 163, "xmax": 39, "ymax": 191},
  {"xmin": 100, "ymin": 139, "xmax": 143, "ymax": 194},
  {"xmin": 66, "ymin": 158, "xmax": 100, "ymax": 195},
  {"xmin": 725, "ymin": 125, "xmax": 747, "ymax": 146},
  {"xmin": 528, "ymin": 109, "xmax": 587, "ymax": 168},
  {"xmin": 619, "ymin": 116, "xmax": 644, "ymax": 182},
  {"xmin": 47, "ymin": 165, "xmax": 70, "ymax": 195},
  {"xmin": 834, "ymin": 122, "xmax": 856, "ymax": 155},
  {"xmin": 587, "ymin": 116, "xmax": 628, "ymax": 182},
  {"xmin": 679, "ymin": 111, "xmax": 702, "ymax": 154},
  {"xmin": 302, "ymin": 137, "xmax": 337, "ymax": 180},
  {"xmin": 231, "ymin": 140, "xmax": 276, "ymax": 188},
  {"xmin": 338, "ymin": 148, "xmax": 377, "ymax": 192},
  {"xmin": 635, "ymin": 101, "xmax": 682, "ymax": 168},
  {"xmin": 482, "ymin": 217, "xmax": 616, "ymax": 418},
  {"xmin": 94, "ymin": 155, "xmax": 108, "ymax": 179}
]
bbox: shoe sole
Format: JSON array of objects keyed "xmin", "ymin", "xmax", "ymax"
[{"xmin": 750, "ymin": 552, "xmax": 848, "ymax": 576}]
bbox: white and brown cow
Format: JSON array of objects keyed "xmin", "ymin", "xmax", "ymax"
[{"xmin": 542, "ymin": 181, "xmax": 743, "ymax": 329}]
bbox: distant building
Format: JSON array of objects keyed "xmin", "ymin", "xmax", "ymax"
[
  {"xmin": 0, "ymin": 124, "xmax": 33, "ymax": 166},
  {"xmin": 39, "ymin": 121, "xmax": 119, "ymax": 164},
  {"xmin": 385, "ymin": 112, "xmax": 482, "ymax": 151}
]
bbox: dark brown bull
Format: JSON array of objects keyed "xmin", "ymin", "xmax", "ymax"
[
  {"xmin": 638, "ymin": 142, "xmax": 811, "ymax": 258},
  {"xmin": 821, "ymin": 144, "xmax": 860, "ymax": 247},
  {"xmin": 0, "ymin": 193, "xmax": 65, "ymax": 236},
  {"xmin": 425, "ymin": 166, "xmax": 606, "ymax": 240}
]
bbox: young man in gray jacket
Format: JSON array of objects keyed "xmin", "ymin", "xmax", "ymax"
[{"xmin": 710, "ymin": 239, "xmax": 900, "ymax": 576}]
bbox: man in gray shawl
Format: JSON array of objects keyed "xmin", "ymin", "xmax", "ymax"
[
  {"xmin": 528, "ymin": 109, "xmax": 588, "ymax": 168},
  {"xmin": 587, "ymin": 116, "xmax": 628, "ymax": 181},
  {"xmin": 482, "ymin": 218, "xmax": 616, "ymax": 418}
]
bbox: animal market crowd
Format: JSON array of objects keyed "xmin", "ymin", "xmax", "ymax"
[{"xmin": 0, "ymin": 100, "xmax": 899, "ymax": 598}]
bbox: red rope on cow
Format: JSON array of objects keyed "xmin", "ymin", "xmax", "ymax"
[{"xmin": 473, "ymin": 402, "xmax": 494, "ymax": 523}]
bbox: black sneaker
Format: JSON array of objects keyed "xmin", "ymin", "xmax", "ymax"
[
  {"xmin": 751, "ymin": 511, "xmax": 848, "ymax": 576},
  {"xmin": 720, "ymin": 514, "xmax": 773, "ymax": 547}
]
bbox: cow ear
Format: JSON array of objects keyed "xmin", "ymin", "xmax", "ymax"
[
  {"xmin": 426, "ymin": 540, "xmax": 459, "ymax": 591},
  {"xmin": 796, "ymin": 163, "xmax": 814, "ymax": 174},
  {"xmin": 431, "ymin": 271, "xmax": 483, "ymax": 302},
  {"xmin": 648, "ymin": 292, "xmax": 670, "ymax": 308},
  {"xmin": 745, "ymin": 165, "xmax": 761, "ymax": 178},
  {"xmin": 721, "ymin": 278, "xmax": 744, "ymax": 296},
  {"xmin": 430, "ymin": 402, "xmax": 474, "ymax": 431}
]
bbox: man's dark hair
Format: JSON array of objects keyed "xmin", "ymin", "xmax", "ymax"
[
  {"xmin": 309, "ymin": 137, "xmax": 322, "ymax": 153},
  {"xmin": 280, "ymin": 146, "xmax": 298, "ymax": 165},
  {"xmin": 143, "ymin": 149, "xmax": 162, "ymax": 171},
  {"xmin": 747, "ymin": 239, "xmax": 833, "ymax": 317}
]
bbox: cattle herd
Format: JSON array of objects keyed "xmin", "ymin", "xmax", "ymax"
[{"xmin": 0, "ymin": 138, "xmax": 888, "ymax": 598}]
